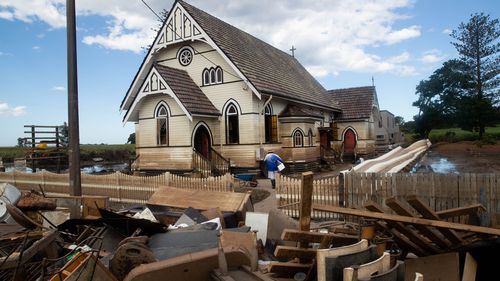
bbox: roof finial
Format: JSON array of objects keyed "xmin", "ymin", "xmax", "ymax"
[
  {"xmin": 290, "ymin": 45, "xmax": 296, "ymax": 57},
  {"xmin": 371, "ymin": 76, "xmax": 375, "ymax": 87}
]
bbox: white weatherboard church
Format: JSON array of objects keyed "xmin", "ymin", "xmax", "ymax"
[{"xmin": 120, "ymin": 0, "xmax": 395, "ymax": 175}]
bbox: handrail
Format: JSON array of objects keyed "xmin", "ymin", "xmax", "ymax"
[
  {"xmin": 210, "ymin": 147, "xmax": 230, "ymax": 175},
  {"xmin": 192, "ymin": 149, "xmax": 211, "ymax": 177},
  {"xmin": 192, "ymin": 148, "xmax": 229, "ymax": 177}
]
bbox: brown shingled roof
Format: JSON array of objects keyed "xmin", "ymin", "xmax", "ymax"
[
  {"xmin": 328, "ymin": 86, "xmax": 377, "ymax": 120},
  {"xmin": 280, "ymin": 104, "xmax": 323, "ymax": 119},
  {"xmin": 155, "ymin": 64, "xmax": 220, "ymax": 116},
  {"xmin": 179, "ymin": 1, "xmax": 339, "ymax": 111}
]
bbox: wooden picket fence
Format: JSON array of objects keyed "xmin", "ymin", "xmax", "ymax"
[
  {"xmin": 276, "ymin": 174, "xmax": 341, "ymax": 220},
  {"xmin": 0, "ymin": 171, "xmax": 234, "ymax": 206},
  {"xmin": 277, "ymin": 172, "xmax": 500, "ymax": 226}
]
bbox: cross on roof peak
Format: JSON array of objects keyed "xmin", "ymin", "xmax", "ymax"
[{"xmin": 290, "ymin": 45, "xmax": 296, "ymax": 57}]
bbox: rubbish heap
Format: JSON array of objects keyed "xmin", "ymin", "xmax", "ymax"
[{"xmin": 1, "ymin": 182, "xmax": 499, "ymax": 281}]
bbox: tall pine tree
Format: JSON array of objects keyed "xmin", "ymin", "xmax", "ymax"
[{"xmin": 451, "ymin": 13, "xmax": 499, "ymax": 138}]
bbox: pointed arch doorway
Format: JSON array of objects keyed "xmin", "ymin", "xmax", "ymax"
[
  {"xmin": 343, "ymin": 128, "xmax": 357, "ymax": 154},
  {"xmin": 194, "ymin": 125, "xmax": 211, "ymax": 159}
]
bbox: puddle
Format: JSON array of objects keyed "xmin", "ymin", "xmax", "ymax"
[
  {"xmin": 81, "ymin": 163, "xmax": 129, "ymax": 174},
  {"xmin": 411, "ymin": 151, "xmax": 458, "ymax": 174},
  {"xmin": 3, "ymin": 163, "xmax": 129, "ymax": 174}
]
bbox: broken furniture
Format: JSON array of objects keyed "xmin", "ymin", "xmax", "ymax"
[
  {"xmin": 49, "ymin": 251, "xmax": 117, "ymax": 281},
  {"xmin": 343, "ymin": 252, "xmax": 391, "ymax": 281},
  {"xmin": 0, "ymin": 229, "xmax": 62, "ymax": 280},
  {"xmin": 357, "ymin": 260, "xmax": 405, "ymax": 281},
  {"xmin": 316, "ymin": 239, "xmax": 376, "ymax": 281},
  {"xmin": 313, "ymin": 196, "xmax": 500, "ymax": 257},
  {"xmin": 124, "ymin": 230, "xmax": 260, "ymax": 281}
]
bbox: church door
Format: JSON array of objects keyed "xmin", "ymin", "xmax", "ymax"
[
  {"xmin": 319, "ymin": 130, "xmax": 331, "ymax": 148},
  {"xmin": 343, "ymin": 129, "xmax": 356, "ymax": 153},
  {"xmin": 194, "ymin": 126, "xmax": 211, "ymax": 159}
]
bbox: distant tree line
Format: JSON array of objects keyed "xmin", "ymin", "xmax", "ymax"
[{"xmin": 412, "ymin": 13, "xmax": 499, "ymax": 139}]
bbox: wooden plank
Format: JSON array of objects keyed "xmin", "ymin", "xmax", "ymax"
[
  {"xmin": 147, "ymin": 186, "xmax": 250, "ymax": 213},
  {"xmin": 274, "ymin": 245, "xmax": 317, "ymax": 260},
  {"xmin": 385, "ymin": 197, "xmax": 450, "ymax": 249},
  {"xmin": 300, "ymin": 172, "xmax": 314, "ymax": 232},
  {"xmin": 372, "ymin": 221, "xmax": 428, "ymax": 257},
  {"xmin": 462, "ymin": 252, "xmax": 477, "ymax": 281},
  {"xmin": 311, "ymin": 204, "xmax": 500, "ymax": 236},
  {"xmin": 364, "ymin": 201, "xmax": 441, "ymax": 254},
  {"xmin": 281, "ymin": 229, "xmax": 358, "ymax": 246},
  {"xmin": 436, "ymin": 204, "xmax": 486, "ymax": 219},
  {"xmin": 406, "ymin": 195, "xmax": 463, "ymax": 244}
]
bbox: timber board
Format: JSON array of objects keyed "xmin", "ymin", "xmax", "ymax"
[
  {"xmin": 147, "ymin": 186, "xmax": 251, "ymax": 213},
  {"xmin": 385, "ymin": 197, "xmax": 450, "ymax": 249}
]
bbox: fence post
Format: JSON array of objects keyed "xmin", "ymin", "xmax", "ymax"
[
  {"xmin": 165, "ymin": 172, "xmax": 171, "ymax": 186},
  {"xmin": 115, "ymin": 171, "xmax": 121, "ymax": 202},
  {"xmin": 300, "ymin": 172, "xmax": 314, "ymax": 233},
  {"xmin": 339, "ymin": 171, "xmax": 346, "ymax": 207}
]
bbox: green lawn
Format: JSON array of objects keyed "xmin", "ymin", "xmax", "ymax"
[{"xmin": 428, "ymin": 125, "xmax": 500, "ymax": 143}]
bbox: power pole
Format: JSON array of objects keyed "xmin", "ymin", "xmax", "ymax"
[{"xmin": 67, "ymin": 0, "xmax": 81, "ymax": 196}]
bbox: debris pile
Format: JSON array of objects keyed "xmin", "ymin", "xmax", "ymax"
[{"xmin": 1, "ymin": 181, "xmax": 499, "ymax": 280}]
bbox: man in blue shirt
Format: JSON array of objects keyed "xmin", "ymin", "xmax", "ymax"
[{"xmin": 263, "ymin": 151, "xmax": 283, "ymax": 189}]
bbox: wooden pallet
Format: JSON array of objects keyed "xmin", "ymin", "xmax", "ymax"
[{"xmin": 313, "ymin": 196, "xmax": 497, "ymax": 256}]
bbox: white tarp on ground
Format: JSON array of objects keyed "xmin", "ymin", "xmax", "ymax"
[{"xmin": 352, "ymin": 139, "xmax": 431, "ymax": 173}]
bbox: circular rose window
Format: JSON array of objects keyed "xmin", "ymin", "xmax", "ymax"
[{"xmin": 178, "ymin": 47, "xmax": 193, "ymax": 66}]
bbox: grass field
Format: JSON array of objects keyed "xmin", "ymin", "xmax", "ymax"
[
  {"xmin": 428, "ymin": 125, "xmax": 500, "ymax": 144},
  {"xmin": 0, "ymin": 144, "xmax": 135, "ymax": 163}
]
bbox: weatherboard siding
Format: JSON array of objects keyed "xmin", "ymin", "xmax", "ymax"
[
  {"xmin": 157, "ymin": 41, "xmax": 242, "ymax": 87},
  {"xmin": 137, "ymin": 146, "xmax": 192, "ymax": 170}
]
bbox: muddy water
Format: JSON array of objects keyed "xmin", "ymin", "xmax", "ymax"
[{"xmin": 410, "ymin": 150, "xmax": 458, "ymax": 174}]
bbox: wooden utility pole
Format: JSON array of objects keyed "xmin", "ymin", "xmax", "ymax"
[{"xmin": 67, "ymin": 0, "xmax": 81, "ymax": 196}]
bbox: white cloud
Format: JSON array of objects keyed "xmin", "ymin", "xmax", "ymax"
[
  {"xmin": 0, "ymin": 10, "xmax": 13, "ymax": 20},
  {"xmin": 51, "ymin": 86, "xmax": 65, "ymax": 91},
  {"xmin": 0, "ymin": 0, "xmax": 66, "ymax": 27},
  {"xmin": 420, "ymin": 49, "xmax": 446, "ymax": 64},
  {"xmin": 387, "ymin": 52, "xmax": 411, "ymax": 64},
  {"xmin": 0, "ymin": 101, "xmax": 27, "ymax": 116},
  {"xmin": 32, "ymin": 45, "xmax": 40, "ymax": 51},
  {"xmin": 0, "ymin": 0, "xmax": 421, "ymax": 75},
  {"xmin": 442, "ymin": 28, "xmax": 452, "ymax": 34},
  {"xmin": 189, "ymin": 0, "xmax": 421, "ymax": 76}
]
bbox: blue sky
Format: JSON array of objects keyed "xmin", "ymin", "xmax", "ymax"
[{"xmin": 0, "ymin": 0, "xmax": 498, "ymax": 146}]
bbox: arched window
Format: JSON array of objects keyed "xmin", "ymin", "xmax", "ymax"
[
  {"xmin": 216, "ymin": 67, "xmax": 223, "ymax": 84},
  {"xmin": 210, "ymin": 68, "xmax": 216, "ymax": 84},
  {"xmin": 156, "ymin": 104, "xmax": 168, "ymax": 145},
  {"xmin": 308, "ymin": 129, "xmax": 313, "ymax": 146},
  {"xmin": 264, "ymin": 104, "xmax": 277, "ymax": 143},
  {"xmin": 202, "ymin": 66, "xmax": 223, "ymax": 85},
  {"xmin": 225, "ymin": 103, "xmax": 239, "ymax": 144},
  {"xmin": 293, "ymin": 129, "xmax": 304, "ymax": 147},
  {"xmin": 203, "ymin": 69, "xmax": 210, "ymax": 85}
]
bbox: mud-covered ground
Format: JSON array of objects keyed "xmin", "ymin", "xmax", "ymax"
[{"xmin": 418, "ymin": 141, "xmax": 500, "ymax": 173}]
